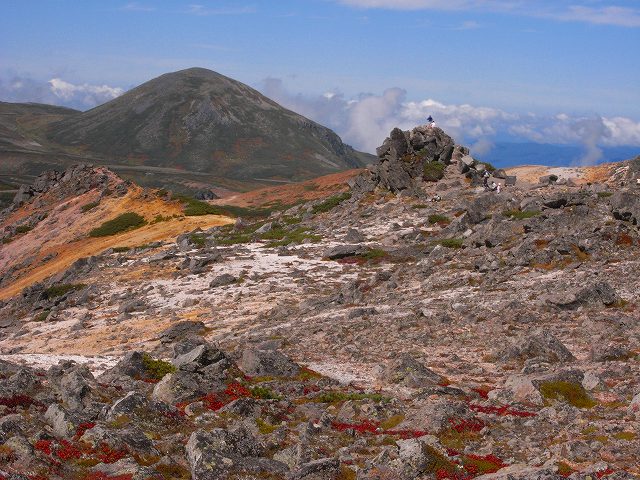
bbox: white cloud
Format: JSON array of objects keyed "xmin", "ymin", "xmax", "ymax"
[
  {"xmin": 48, "ymin": 78, "xmax": 124, "ymax": 107},
  {"xmin": 186, "ymin": 4, "xmax": 256, "ymax": 16},
  {"xmin": 333, "ymin": 0, "xmax": 640, "ymax": 27},
  {"xmin": 259, "ymin": 77, "xmax": 640, "ymax": 165},
  {"xmin": 551, "ymin": 6, "xmax": 640, "ymax": 28},
  {"xmin": 120, "ymin": 3, "xmax": 155, "ymax": 12}
]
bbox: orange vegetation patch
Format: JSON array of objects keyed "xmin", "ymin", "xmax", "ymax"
[
  {"xmin": 0, "ymin": 185, "xmax": 233, "ymax": 300},
  {"xmin": 213, "ymin": 169, "xmax": 365, "ymax": 208},
  {"xmin": 505, "ymin": 163, "xmax": 616, "ymax": 186}
]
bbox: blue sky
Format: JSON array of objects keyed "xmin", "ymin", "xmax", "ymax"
[{"xmin": 1, "ymin": 0, "xmax": 639, "ymax": 161}]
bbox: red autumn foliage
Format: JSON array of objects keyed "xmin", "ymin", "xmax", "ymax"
[
  {"xmin": 56, "ymin": 439, "xmax": 82, "ymax": 460},
  {"xmin": 75, "ymin": 422, "xmax": 97, "ymax": 439},
  {"xmin": 0, "ymin": 394, "xmax": 41, "ymax": 411},
  {"xmin": 225, "ymin": 382, "xmax": 251, "ymax": 398},
  {"xmin": 449, "ymin": 417, "xmax": 485, "ymax": 433},
  {"xmin": 471, "ymin": 387, "xmax": 491, "ymax": 399},
  {"xmin": 331, "ymin": 420, "xmax": 428, "ymax": 439},
  {"xmin": 332, "ymin": 420, "xmax": 380, "ymax": 434},
  {"xmin": 94, "ymin": 443, "xmax": 128, "ymax": 464},
  {"xmin": 34, "ymin": 439, "xmax": 53, "ymax": 455},
  {"xmin": 595, "ymin": 468, "xmax": 615, "ymax": 478}
]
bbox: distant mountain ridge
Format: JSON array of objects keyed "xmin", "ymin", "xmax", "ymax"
[{"xmin": 0, "ymin": 68, "xmax": 374, "ymax": 194}]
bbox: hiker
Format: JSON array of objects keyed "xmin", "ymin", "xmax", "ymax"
[
  {"xmin": 427, "ymin": 115, "xmax": 436, "ymax": 128},
  {"xmin": 496, "ymin": 183, "xmax": 502, "ymax": 194},
  {"xmin": 489, "ymin": 181, "xmax": 497, "ymax": 191},
  {"xmin": 482, "ymin": 170, "xmax": 490, "ymax": 190}
]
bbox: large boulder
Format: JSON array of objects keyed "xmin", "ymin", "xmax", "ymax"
[
  {"xmin": 380, "ymin": 353, "xmax": 445, "ymax": 388},
  {"xmin": 238, "ymin": 348, "xmax": 301, "ymax": 378},
  {"xmin": 497, "ymin": 331, "xmax": 575, "ymax": 364},
  {"xmin": 186, "ymin": 427, "xmax": 288, "ymax": 479},
  {"xmin": 611, "ymin": 191, "xmax": 640, "ymax": 225}
]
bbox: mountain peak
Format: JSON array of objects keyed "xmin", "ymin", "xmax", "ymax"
[{"xmin": 43, "ymin": 68, "xmax": 371, "ymax": 184}]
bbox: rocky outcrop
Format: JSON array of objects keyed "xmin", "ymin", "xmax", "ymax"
[{"xmin": 11, "ymin": 164, "xmax": 126, "ymax": 207}]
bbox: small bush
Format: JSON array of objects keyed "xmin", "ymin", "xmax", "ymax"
[
  {"xmin": 362, "ymin": 248, "xmax": 387, "ymax": 261},
  {"xmin": 256, "ymin": 418, "xmax": 278, "ymax": 434},
  {"xmin": 423, "ymin": 161, "xmax": 445, "ymax": 182},
  {"xmin": 412, "ymin": 204, "xmax": 428, "ymax": 209},
  {"xmin": 173, "ymin": 194, "xmax": 227, "ymax": 216},
  {"xmin": 312, "ymin": 192, "xmax": 352, "ymax": 214},
  {"xmin": 33, "ymin": 310, "xmax": 50, "ymax": 322},
  {"xmin": 262, "ymin": 226, "xmax": 321, "ymax": 247},
  {"xmin": 478, "ymin": 161, "xmax": 496, "ymax": 172},
  {"xmin": 81, "ymin": 201, "xmax": 100, "ymax": 213},
  {"xmin": 428, "ymin": 214, "xmax": 450, "ymax": 225},
  {"xmin": 598, "ymin": 191, "xmax": 613, "ymax": 198},
  {"xmin": 45, "ymin": 283, "xmax": 86, "ymax": 299},
  {"xmin": 89, "ymin": 212, "xmax": 147, "ymax": 237},
  {"xmin": 112, "ymin": 246, "xmax": 131, "ymax": 253},
  {"xmin": 613, "ymin": 431, "xmax": 636, "ymax": 441},
  {"xmin": 538, "ymin": 380, "xmax": 596, "ymax": 409},
  {"xmin": 438, "ymin": 238, "xmax": 464, "ymax": 249},
  {"xmin": 189, "ymin": 233, "xmax": 207, "ymax": 248},
  {"xmin": 15, "ymin": 225, "xmax": 32, "ymax": 234},
  {"xmin": 503, "ymin": 209, "xmax": 540, "ymax": 220},
  {"xmin": 250, "ymin": 386, "xmax": 281, "ymax": 400},
  {"xmin": 141, "ymin": 353, "xmax": 176, "ymax": 380},
  {"xmin": 150, "ymin": 214, "xmax": 173, "ymax": 224}
]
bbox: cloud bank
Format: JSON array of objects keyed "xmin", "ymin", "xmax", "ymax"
[
  {"xmin": 0, "ymin": 74, "xmax": 124, "ymax": 110},
  {"xmin": 260, "ymin": 78, "xmax": 640, "ymax": 165}
]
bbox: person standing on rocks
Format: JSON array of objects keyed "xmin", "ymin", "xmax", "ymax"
[
  {"xmin": 483, "ymin": 170, "xmax": 491, "ymax": 190},
  {"xmin": 427, "ymin": 115, "xmax": 436, "ymax": 128}
]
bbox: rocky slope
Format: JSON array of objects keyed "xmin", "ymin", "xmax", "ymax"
[{"xmin": 0, "ymin": 126, "xmax": 639, "ymax": 479}]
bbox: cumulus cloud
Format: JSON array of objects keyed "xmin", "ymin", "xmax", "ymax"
[
  {"xmin": 259, "ymin": 77, "xmax": 640, "ymax": 165},
  {"xmin": 48, "ymin": 78, "xmax": 124, "ymax": 107},
  {"xmin": 0, "ymin": 73, "xmax": 124, "ymax": 110}
]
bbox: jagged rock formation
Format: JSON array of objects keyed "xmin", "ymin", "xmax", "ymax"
[{"xmin": 350, "ymin": 125, "xmax": 493, "ymax": 197}]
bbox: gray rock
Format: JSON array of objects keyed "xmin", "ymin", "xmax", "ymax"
[
  {"xmin": 44, "ymin": 404, "xmax": 76, "ymax": 438},
  {"xmin": 498, "ymin": 331, "xmax": 575, "ymax": 364},
  {"xmin": 547, "ymin": 282, "xmax": 619, "ymax": 309},
  {"xmin": 322, "ymin": 244, "xmax": 368, "ymax": 260},
  {"xmin": 106, "ymin": 391, "xmax": 148, "ymax": 420},
  {"xmin": 344, "ymin": 228, "xmax": 365, "ymax": 243},
  {"xmin": 287, "ymin": 457, "xmax": 340, "ymax": 480},
  {"xmin": 159, "ymin": 321, "xmax": 206, "ymax": 343},
  {"xmin": 611, "ymin": 191, "xmax": 640, "ymax": 225},
  {"xmin": 209, "ymin": 273, "xmax": 237, "ymax": 288},
  {"xmin": 381, "ymin": 353, "xmax": 444, "ymax": 388},
  {"xmin": 186, "ymin": 427, "xmax": 287, "ymax": 479},
  {"xmin": 238, "ymin": 348, "xmax": 301, "ymax": 377},
  {"xmin": 172, "ymin": 343, "xmax": 227, "ymax": 370}
]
